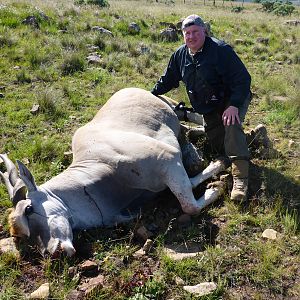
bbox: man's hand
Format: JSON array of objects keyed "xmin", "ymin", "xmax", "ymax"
[{"xmin": 222, "ymin": 106, "xmax": 240, "ymax": 126}]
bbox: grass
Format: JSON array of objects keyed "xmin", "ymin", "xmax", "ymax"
[{"xmin": 0, "ymin": 0, "xmax": 299, "ymax": 299}]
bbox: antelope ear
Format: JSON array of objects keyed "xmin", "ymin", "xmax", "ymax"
[
  {"xmin": 12, "ymin": 179, "xmax": 27, "ymax": 205},
  {"xmin": 16, "ymin": 160, "xmax": 37, "ymax": 192}
]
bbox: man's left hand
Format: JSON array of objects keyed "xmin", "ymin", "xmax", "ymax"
[{"xmin": 222, "ymin": 106, "xmax": 240, "ymax": 126}]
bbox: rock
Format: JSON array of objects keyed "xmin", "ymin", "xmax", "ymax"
[
  {"xmin": 78, "ymin": 274, "xmax": 104, "ymax": 297},
  {"xmin": 234, "ymin": 38, "xmax": 245, "ymax": 45},
  {"xmin": 284, "ymin": 38, "xmax": 294, "ymax": 45},
  {"xmin": 274, "ymin": 96, "xmax": 289, "ymax": 102},
  {"xmin": 64, "ymin": 151, "xmax": 73, "ymax": 158},
  {"xmin": 29, "ymin": 283, "xmax": 50, "ymax": 299},
  {"xmin": 92, "ymin": 26, "xmax": 114, "ymax": 37},
  {"xmin": 256, "ymin": 37, "xmax": 269, "ymax": 45},
  {"xmin": 139, "ymin": 44, "xmax": 150, "ymax": 54},
  {"xmin": 87, "ymin": 45, "xmax": 100, "ymax": 52},
  {"xmin": 284, "ymin": 20, "xmax": 300, "ymax": 26},
  {"xmin": 65, "ymin": 290, "xmax": 84, "ymax": 300},
  {"xmin": 183, "ymin": 282, "xmax": 217, "ymax": 296},
  {"xmin": 30, "ymin": 104, "xmax": 40, "ymax": 115},
  {"xmin": 0, "ymin": 237, "xmax": 19, "ymax": 256},
  {"xmin": 0, "ymin": 93, "xmax": 4, "ymax": 98},
  {"xmin": 13, "ymin": 65, "xmax": 21, "ymax": 70},
  {"xmin": 142, "ymin": 239, "xmax": 153, "ymax": 254},
  {"xmin": 0, "ymin": 85, "xmax": 5, "ymax": 91},
  {"xmin": 160, "ymin": 28, "xmax": 178, "ymax": 42},
  {"xmin": 262, "ymin": 228, "xmax": 278, "ymax": 240},
  {"xmin": 159, "ymin": 21, "xmax": 177, "ymax": 30},
  {"xmin": 175, "ymin": 276, "xmax": 185, "ymax": 285},
  {"xmin": 288, "ymin": 139, "xmax": 295, "ymax": 149},
  {"xmin": 80, "ymin": 260, "xmax": 98, "ymax": 273},
  {"xmin": 87, "ymin": 54, "xmax": 101, "ymax": 64},
  {"xmin": 0, "ymin": 224, "xmax": 3, "ymax": 231},
  {"xmin": 22, "ymin": 16, "xmax": 40, "ymax": 29},
  {"xmin": 133, "ymin": 248, "xmax": 145, "ymax": 258},
  {"xmin": 136, "ymin": 225, "xmax": 152, "ymax": 241},
  {"xmin": 163, "ymin": 244, "xmax": 202, "ymax": 261},
  {"xmin": 104, "ymin": 256, "xmax": 125, "ymax": 268},
  {"xmin": 68, "ymin": 266, "xmax": 77, "ymax": 278},
  {"xmin": 128, "ymin": 22, "xmax": 140, "ymax": 33}
]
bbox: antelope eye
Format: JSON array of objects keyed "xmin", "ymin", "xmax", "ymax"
[{"xmin": 25, "ymin": 205, "xmax": 34, "ymax": 216}]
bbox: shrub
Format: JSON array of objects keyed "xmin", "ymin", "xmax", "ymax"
[
  {"xmin": 61, "ymin": 53, "xmax": 85, "ymax": 75},
  {"xmin": 273, "ymin": 1, "xmax": 295, "ymax": 15},
  {"xmin": 16, "ymin": 70, "xmax": 31, "ymax": 83},
  {"xmin": 74, "ymin": 0, "xmax": 110, "ymax": 7},
  {"xmin": 231, "ymin": 6, "xmax": 244, "ymax": 13},
  {"xmin": 261, "ymin": 0, "xmax": 295, "ymax": 16}
]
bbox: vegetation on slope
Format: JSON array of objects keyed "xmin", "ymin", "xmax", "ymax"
[{"xmin": 0, "ymin": 0, "xmax": 299, "ymax": 299}]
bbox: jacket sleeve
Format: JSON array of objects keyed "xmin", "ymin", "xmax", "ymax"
[
  {"xmin": 151, "ymin": 52, "xmax": 182, "ymax": 96},
  {"xmin": 217, "ymin": 45, "xmax": 251, "ymax": 108}
]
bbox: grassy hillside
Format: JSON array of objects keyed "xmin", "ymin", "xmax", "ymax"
[{"xmin": 0, "ymin": 0, "xmax": 299, "ymax": 299}]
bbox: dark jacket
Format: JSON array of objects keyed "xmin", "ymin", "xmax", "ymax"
[{"xmin": 151, "ymin": 36, "xmax": 251, "ymax": 114}]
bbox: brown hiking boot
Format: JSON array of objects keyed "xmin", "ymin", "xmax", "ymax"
[{"xmin": 230, "ymin": 160, "xmax": 249, "ymax": 202}]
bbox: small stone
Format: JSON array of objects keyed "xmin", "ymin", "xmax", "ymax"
[
  {"xmin": 0, "ymin": 93, "xmax": 4, "ymax": 98},
  {"xmin": 87, "ymin": 54, "xmax": 101, "ymax": 65},
  {"xmin": 183, "ymin": 282, "xmax": 217, "ymax": 296},
  {"xmin": 163, "ymin": 245, "xmax": 202, "ymax": 261},
  {"xmin": 0, "ymin": 86, "xmax": 5, "ymax": 91},
  {"xmin": 133, "ymin": 248, "xmax": 145, "ymax": 258},
  {"xmin": 30, "ymin": 283, "xmax": 50, "ymax": 299},
  {"xmin": 92, "ymin": 26, "xmax": 114, "ymax": 37},
  {"xmin": 160, "ymin": 28, "xmax": 178, "ymax": 42},
  {"xmin": 128, "ymin": 22, "xmax": 140, "ymax": 33},
  {"xmin": 256, "ymin": 37, "xmax": 269, "ymax": 45},
  {"xmin": 0, "ymin": 237, "xmax": 19, "ymax": 256},
  {"xmin": 284, "ymin": 20, "xmax": 300, "ymax": 26},
  {"xmin": 13, "ymin": 66, "xmax": 21, "ymax": 70},
  {"xmin": 142, "ymin": 239, "xmax": 153, "ymax": 254},
  {"xmin": 288, "ymin": 139, "xmax": 295, "ymax": 149},
  {"xmin": 262, "ymin": 228, "xmax": 278, "ymax": 240},
  {"xmin": 68, "ymin": 266, "xmax": 77, "ymax": 278},
  {"xmin": 22, "ymin": 16, "xmax": 40, "ymax": 29},
  {"xmin": 80, "ymin": 260, "xmax": 98, "ymax": 273},
  {"xmin": 65, "ymin": 290, "xmax": 84, "ymax": 300},
  {"xmin": 175, "ymin": 276, "xmax": 185, "ymax": 285},
  {"xmin": 64, "ymin": 151, "xmax": 73, "ymax": 158},
  {"xmin": 78, "ymin": 274, "xmax": 104, "ymax": 296},
  {"xmin": 234, "ymin": 39, "xmax": 245, "ymax": 44},
  {"xmin": 30, "ymin": 104, "xmax": 40, "ymax": 115},
  {"xmin": 0, "ymin": 224, "xmax": 3, "ymax": 231}
]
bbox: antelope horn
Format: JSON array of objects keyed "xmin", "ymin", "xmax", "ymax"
[{"xmin": 0, "ymin": 154, "xmax": 27, "ymax": 205}]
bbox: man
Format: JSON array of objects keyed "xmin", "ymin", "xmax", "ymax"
[{"xmin": 151, "ymin": 14, "xmax": 252, "ymax": 202}]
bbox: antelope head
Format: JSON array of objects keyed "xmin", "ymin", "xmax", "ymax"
[{"xmin": 0, "ymin": 154, "xmax": 75, "ymax": 256}]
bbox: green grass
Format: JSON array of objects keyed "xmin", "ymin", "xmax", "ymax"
[{"xmin": 0, "ymin": 0, "xmax": 299, "ymax": 299}]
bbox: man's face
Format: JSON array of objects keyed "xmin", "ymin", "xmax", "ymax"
[{"xmin": 183, "ymin": 25, "xmax": 206, "ymax": 53}]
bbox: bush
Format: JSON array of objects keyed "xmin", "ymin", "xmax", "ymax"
[
  {"xmin": 74, "ymin": 0, "xmax": 110, "ymax": 7},
  {"xmin": 61, "ymin": 53, "xmax": 85, "ymax": 75},
  {"xmin": 261, "ymin": 0, "xmax": 295, "ymax": 16},
  {"xmin": 231, "ymin": 6, "xmax": 244, "ymax": 13}
]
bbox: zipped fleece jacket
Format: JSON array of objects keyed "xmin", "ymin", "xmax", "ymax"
[{"xmin": 151, "ymin": 36, "xmax": 251, "ymax": 114}]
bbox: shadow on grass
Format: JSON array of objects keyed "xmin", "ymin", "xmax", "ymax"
[{"xmin": 249, "ymin": 161, "xmax": 300, "ymax": 213}]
